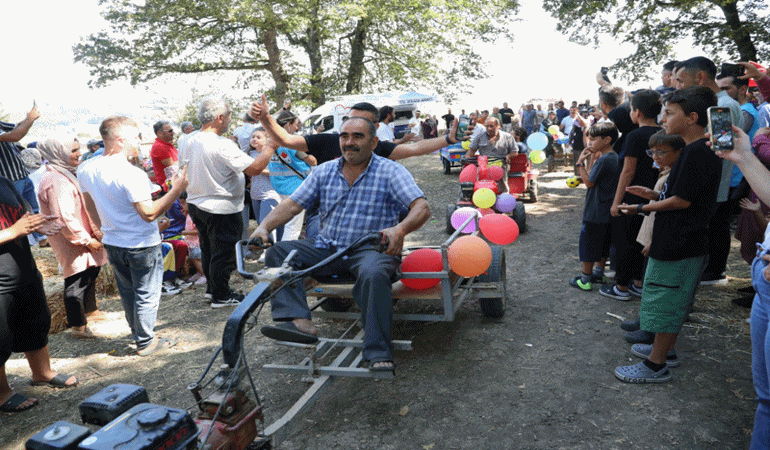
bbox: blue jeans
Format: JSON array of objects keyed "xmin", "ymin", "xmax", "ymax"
[
  {"xmin": 751, "ymin": 242, "xmax": 770, "ymax": 450},
  {"xmin": 252, "ymin": 197, "xmax": 282, "ymax": 241},
  {"xmin": 12, "ymin": 177, "xmax": 44, "ymax": 245},
  {"xmin": 104, "ymin": 244, "xmax": 163, "ymax": 350}
]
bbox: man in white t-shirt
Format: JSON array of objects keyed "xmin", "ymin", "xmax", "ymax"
[
  {"xmin": 185, "ymin": 98, "xmax": 273, "ymax": 308},
  {"xmin": 79, "ymin": 116, "xmax": 188, "ymax": 356},
  {"xmin": 376, "ymin": 106, "xmax": 414, "ymax": 143}
]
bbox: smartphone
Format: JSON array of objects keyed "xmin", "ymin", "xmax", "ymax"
[
  {"xmin": 456, "ymin": 116, "xmax": 470, "ymax": 141},
  {"xmin": 179, "ymin": 159, "xmax": 190, "ymax": 169},
  {"xmin": 707, "ymin": 107, "xmax": 734, "ymax": 151}
]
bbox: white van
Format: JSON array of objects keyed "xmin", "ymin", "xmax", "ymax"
[{"xmin": 300, "ymin": 92, "xmax": 432, "ymax": 136}]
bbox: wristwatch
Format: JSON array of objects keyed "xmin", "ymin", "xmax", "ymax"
[{"xmin": 575, "ymin": 163, "xmax": 584, "ymax": 168}]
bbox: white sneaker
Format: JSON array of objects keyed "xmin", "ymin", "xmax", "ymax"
[
  {"xmin": 162, "ymin": 281, "xmax": 181, "ymax": 296},
  {"xmin": 174, "ymin": 279, "xmax": 193, "ymax": 290}
]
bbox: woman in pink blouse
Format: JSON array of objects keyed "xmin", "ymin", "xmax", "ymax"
[{"xmin": 36, "ymin": 138, "xmax": 108, "ymax": 339}]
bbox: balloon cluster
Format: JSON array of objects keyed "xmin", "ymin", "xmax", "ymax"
[{"xmin": 450, "ymin": 191, "xmax": 520, "ymax": 246}]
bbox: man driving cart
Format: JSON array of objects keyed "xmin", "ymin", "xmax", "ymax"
[
  {"xmin": 464, "ymin": 116, "xmax": 519, "ymax": 193},
  {"xmin": 250, "ymin": 117, "xmax": 430, "ymax": 374}
]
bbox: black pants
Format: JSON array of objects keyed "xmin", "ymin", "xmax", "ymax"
[
  {"xmin": 0, "ymin": 270, "xmax": 49, "ymax": 366},
  {"xmin": 610, "ymin": 214, "xmax": 645, "ymax": 287},
  {"xmin": 64, "ymin": 265, "xmax": 101, "ymax": 327},
  {"xmin": 704, "ymin": 201, "xmax": 732, "ymax": 278},
  {"xmin": 188, "ymin": 204, "xmax": 242, "ymax": 299}
]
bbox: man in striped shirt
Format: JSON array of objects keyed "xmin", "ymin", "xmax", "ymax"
[
  {"xmin": 253, "ymin": 117, "xmax": 430, "ymax": 373},
  {"xmin": 0, "ymin": 105, "xmax": 41, "ymax": 224}
]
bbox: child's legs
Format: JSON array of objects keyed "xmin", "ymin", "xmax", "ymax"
[{"xmin": 579, "ymin": 222, "xmax": 610, "ymax": 274}]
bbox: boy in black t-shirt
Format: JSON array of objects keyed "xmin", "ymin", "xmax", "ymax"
[
  {"xmin": 569, "ymin": 122, "xmax": 620, "ymax": 291},
  {"xmin": 614, "ymin": 86, "xmax": 722, "ymax": 383},
  {"xmin": 602, "ymin": 90, "xmax": 662, "ymax": 301}
]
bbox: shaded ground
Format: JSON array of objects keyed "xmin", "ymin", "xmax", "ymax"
[{"xmin": 1, "ymin": 153, "xmax": 756, "ymax": 449}]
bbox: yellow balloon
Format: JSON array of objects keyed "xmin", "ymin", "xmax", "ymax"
[
  {"xmin": 461, "ymin": 140, "xmax": 471, "ymax": 150},
  {"xmin": 472, "ymin": 188, "xmax": 496, "ymax": 209},
  {"xmin": 548, "ymin": 125, "xmax": 560, "ymax": 135},
  {"xmin": 529, "ymin": 150, "xmax": 545, "ymax": 164}
]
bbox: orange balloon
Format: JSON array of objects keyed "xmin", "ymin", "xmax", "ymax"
[
  {"xmin": 401, "ymin": 248, "xmax": 443, "ymax": 289},
  {"xmin": 447, "ymin": 235, "xmax": 492, "ymax": 278},
  {"xmin": 479, "ymin": 213, "xmax": 519, "ymax": 245},
  {"xmin": 459, "ymin": 164, "xmax": 477, "ymax": 183}
]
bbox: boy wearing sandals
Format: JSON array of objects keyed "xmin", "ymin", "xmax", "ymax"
[
  {"xmin": 569, "ymin": 121, "xmax": 620, "ymax": 291},
  {"xmin": 614, "ymin": 86, "xmax": 722, "ymax": 383}
]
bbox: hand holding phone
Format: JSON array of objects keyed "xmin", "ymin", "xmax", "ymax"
[{"xmin": 707, "ymin": 107, "xmax": 734, "ymax": 151}]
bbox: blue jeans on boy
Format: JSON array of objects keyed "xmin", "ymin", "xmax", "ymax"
[
  {"xmin": 104, "ymin": 244, "xmax": 163, "ymax": 350},
  {"xmin": 751, "ymin": 242, "xmax": 770, "ymax": 450}
]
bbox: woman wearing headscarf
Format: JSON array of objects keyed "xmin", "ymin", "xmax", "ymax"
[{"xmin": 36, "ymin": 138, "xmax": 108, "ymax": 339}]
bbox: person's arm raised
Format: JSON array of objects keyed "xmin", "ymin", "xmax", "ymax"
[
  {"xmin": 249, "ymin": 94, "xmax": 308, "ymax": 152},
  {"xmin": 0, "ymin": 106, "xmax": 40, "ymax": 143},
  {"xmin": 133, "ymin": 167, "xmax": 189, "ymax": 223},
  {"xmin": 389, "ymin": 119, "xmax": 460, "ymax": 160}
]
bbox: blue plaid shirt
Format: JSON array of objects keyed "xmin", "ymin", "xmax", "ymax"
[{"xmin": 291, "ymin": 154, "xmax": 425, "ymax": 249}]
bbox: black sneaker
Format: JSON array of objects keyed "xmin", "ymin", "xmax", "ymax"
[
  {"xmin": 700, "ymin": 272, "xmax": 728, "ymax": 286},
  {"xmin": 211, "ymin": 292, "xmax": 244, "ymax": 309},
  {"xmin": 599, "ymin": 285, "xmax": 632, "ymax": 301}
]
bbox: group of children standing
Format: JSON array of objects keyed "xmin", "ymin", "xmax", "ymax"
[{"xmin": 569, "ymin": 85, "xmax": 723, "ymax": 384}]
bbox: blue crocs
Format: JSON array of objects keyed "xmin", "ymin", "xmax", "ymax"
[
  {"xmin": 614, "ymin": 361, "xmax": 672, "ymax": 383},
  {"xmin": 630, "ymin": 344, "xmax": 680, "ymax": 368}
]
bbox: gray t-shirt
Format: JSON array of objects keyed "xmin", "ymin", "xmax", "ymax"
[{"xmin": 470, "ymin": 130, "xmax": 518, "ymax": 159}]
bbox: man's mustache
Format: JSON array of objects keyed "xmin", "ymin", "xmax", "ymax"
[{"xmin": 343, "ymin": 145, "xmax": 361, "ymax": 152}]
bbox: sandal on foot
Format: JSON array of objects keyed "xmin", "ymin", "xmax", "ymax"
[
  {"xmin": 136, "ymin": 337, "xmax": 178, "ymax": 356},
  {"xmin": 30, "ymin": 373, "xmax": 78, "ymax": 388},
  {"xmin": 369, "ymin": 360, "xmax": 396, "ymax": 373},
  {"xmin": 261, "ymin": 322, "xmax": 319, "ymax": 344},
  {"xmin": 86, "ymin": 311, "xmax": 109, "ymax": 322},
  {"xmin": 614, "ymin": 361, "xmax": 671, "ymax": 384},
  {"xmin": 0, "ymin": 393, "xmax": 39, "ymax": 413}
]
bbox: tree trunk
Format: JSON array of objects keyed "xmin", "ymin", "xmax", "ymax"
[
  {"xmin": 263, "ymin": 26, "xmax": 292, "ymax": 109},
  {"xmin": 719, "ymin": 0, "xmax": 757, "ymax": 62},
  {"xmin": 304, "ymin": 4, "xmax": 326, "ymax": 108},
  {"xmin": 345, "ymin": 17, "xmax": 371, "ymax": 94}
]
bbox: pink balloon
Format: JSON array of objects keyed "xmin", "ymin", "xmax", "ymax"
[
  {"xmin": 478, "ymin": 208, "xmax": 495, "ymax": 216},
  {"xmin": 479, "ymin": 213, "xmax": 520, "ymax": 245},
  {"xmin": 450, "ymin": 207, "xmax": 478, "ymax": 233},
  {"xmin": 488, "ymin": 165, "xmax": 504, "ymax": 181},
  {"xmin": 459, "ymin": 164, "xmax": 477, "ymax": 183}
]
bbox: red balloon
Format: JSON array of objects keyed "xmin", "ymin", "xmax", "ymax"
[
  {"xmin": 447, "ymin": 236, "xmax": 492, "ymax": 278},
  {"xmin": 488, "ymin": 165, "xmax": 504, "ymax": 181},
  {"xmin": 459, "ymin": 164, "xmax": 477, "ymax": 183},
  {"xmin": 478, "ymin": 208, "xmax": 495, "ymax": 216},
  {"xmin": 401, "ymin": 248, "xmax": 443, "ymax": 289},
  {"xmin": 479, "ymin": 214, "xmax": 519, "ymax": 245}
]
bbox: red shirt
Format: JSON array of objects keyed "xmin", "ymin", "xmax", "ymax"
[{"xmin": 150, "ymin": 138, "xmax": 178, "ymax": 186}]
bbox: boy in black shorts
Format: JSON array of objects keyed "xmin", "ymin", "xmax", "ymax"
[{"xmin": 570, "ymin": 122, "xmax": 620, "ymax": 291}]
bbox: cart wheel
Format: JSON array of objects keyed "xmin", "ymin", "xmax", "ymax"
[
  {"xmin": 530, "ymin": 179, "xmax": 538, "ymax": 203},
  {"xmin": 445, "ymin": 204, "xmax": 458, "ymax": 234},
  {"xmin": 443, "ymin": 158, "xmax": 451, "ymax": 175},
  {"xmin": 319, "ymin": 298, "xmax": 354, "ymax": 312},
  {"xmin": 477, "ymin": 245, "xmax": 506, "ymax": 318},
  {"xmin": 511, "ymin": 201, "xmax": 526, "ymax": 233}
]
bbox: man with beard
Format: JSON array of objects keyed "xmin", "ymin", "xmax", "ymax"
[{"xmin": 252, "ymin": 117, "xmax": 430, "ymax": 373}]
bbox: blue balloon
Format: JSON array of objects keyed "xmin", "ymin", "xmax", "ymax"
[{"xmin": 526, "ymin": 132, "xmax": 549, "ymax": 151}]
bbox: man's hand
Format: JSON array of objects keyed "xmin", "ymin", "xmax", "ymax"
[
  {"xmin": 625, "ymin": 185, "xmax": 657, "ymax": 200},
  {"xmin": 170, "ymin": 164, "xmax": 189, "ymax": 193},
  {"xmin": 249, "ymin": 94, "xmax": 270, "ymax": 122},
  {"xmin": 739, "ymin": 198, "xmax": 761, "ymax": 212},
  {"xmin": 642, "ymin": 244, "xmax": 650, "ymax": 257},
  {"xmin": 610, "ymin": 202, "xmax": 621, "ymax": 217},
  {"xmin": 756, "ymin": 127, "xmax": 770, "ymax": 136},
  {"xmin": 448, "ymin": 119, "xmax": 459, "ymax": 143},
  {"xmin": 249, "ymin": 227, "xmax": 272, "ymax": 249},
  {"xmin": 27, "ymin": 104, "xmax": 41, "ymax": 122},
  {"xmin": 380, "ymin": 226, "xmax": 405, "ymax": 256},
  {"xmin": 737, "ymin": 62, "xmax": 767, "ymax": 82},
  {"xmin": 617, "ymin": 203, "xmax": 638, "ymax": 215},
  {"xmin": 36, "ymin": 215, "xmax": 64, "ymax": 236}
]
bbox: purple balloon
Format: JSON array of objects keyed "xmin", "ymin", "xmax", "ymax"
[
  {"xmin": 450, "ymin": 207, "xmax": 478, "ymax": 233},
  {"xmin": 495, "ymin": 193, "xmax": 517, "ymax": 213}
]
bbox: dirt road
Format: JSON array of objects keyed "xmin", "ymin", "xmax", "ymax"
[{"xmin": 2, "ymin": 153, "xmax": 756, "ymax": 449}]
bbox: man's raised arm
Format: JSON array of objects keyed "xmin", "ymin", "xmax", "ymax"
[
  {"xmin": 249, "ymin": 94, "xmax": 308, "ymax": 153},
  {"xmin": 389, "ymin": 119, "xmax": 460, "ymax": 161},
  {"xmin": 0, "ymin": 106, "xmax": 40, "ymax": 143}
]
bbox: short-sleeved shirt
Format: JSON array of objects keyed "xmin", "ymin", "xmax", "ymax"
[
  {"xmin": 649, "ymin": 139, "xmax": 722, "ymax": 261},
  {"xmin": 441, "ymin": 114, "xmax": 455, "ymax": 129},
  {"xmin": 376, "ymin": 122, "xmax": 395, "ymax": 142},
  {"xmin": 470, "ymin": 131, "xmax": 517, "ymax": 159},
  {"xmin": 304, "ymin": 133, "xmax": 396, "ymax": 165},
  {"xmin": 78, "ymin": 154, "xmax": 161, "ymax": 249},
  {"xmin": 184, "ymin": 131, "xmax": 254, "ymax": 215},
  {"xmin": 290, "ymin": 154, "xmax": 425, "ymax": 249},
  {"xmin": 0, "ymin": 124, "xmax": 30, "ymax": 182},
  {"xmin": 607, "ymin": 103, "xmax": 638, "ymax": 154},
  {"xmin": 499, "ymin": 108, "xmax": 514, "ymax": 125},
  {"xmin": 583, "ymin": 151, "xmax": 619, "ymax": 224},
  {"xmin": 620, "ymin": 126, "xmax": 661, "ymax": 204},
  {"xmin": 150, "ymin": 138, "xmax": 178, "ymax": 187},
  {"xmin": 560, "ymin": 116, "xmax": 577, "ymax": 136},
  {"xmin": 0, "ymin": 177, "xmax": 36, "ymax": 293}
]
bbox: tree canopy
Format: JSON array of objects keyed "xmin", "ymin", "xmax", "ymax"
[
  {"xmin": 542, "ymin": 0, "xmax": 770, "ymax": 83},
  {"xmin": 74, "ymin": 0, "xmax": 519, "ymax": 108}
]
